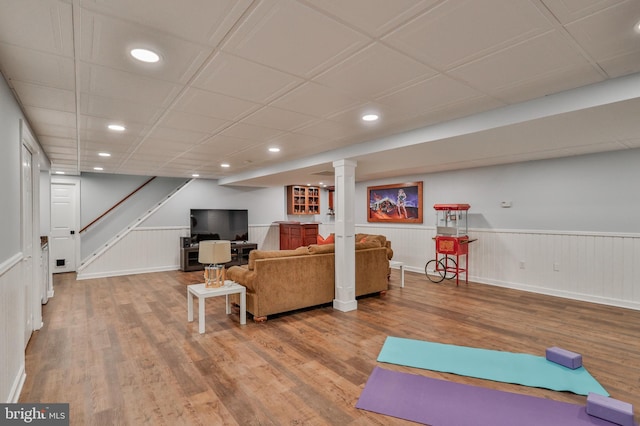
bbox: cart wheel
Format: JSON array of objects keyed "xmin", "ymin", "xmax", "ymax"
[
  {"xmin": 425, "ymin": 259, "xmax": 446, "ymax": 283},
  {"xmin": 440, "ymin": 256, "xmax": 458, "ymax": 280}
]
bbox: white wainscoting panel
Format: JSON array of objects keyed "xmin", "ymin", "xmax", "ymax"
[
  {"xmin": 77, "ymin": 227, "xmax": 189, "ymax": 280},
  {"xmin": 75, "ymin": 221, "xmax": 640, "ymax": 311},
  {"xmin": 249, "ymin": 224, "xmax": 279, "ymax": 250},
  {"xmin": 77, "ymin": 225, "xmax": 277, "ymax": 280},
  {"xmin": 1, "ymin": 253, "xmax": 26, "ymax": 403},
  {"xmin": 359, "ymin": 224, "xmax": 640, "ymax": 311}
]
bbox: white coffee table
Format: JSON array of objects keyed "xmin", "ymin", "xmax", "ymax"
[
  {"xmin": 389, "ymin": 260, "xmax": 405, "ymax": 287},
  {"xmin": 187, "ymin": 281, "xmax": 246, "ymax": 333}
]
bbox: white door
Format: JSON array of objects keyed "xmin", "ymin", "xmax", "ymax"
[
  {"xmin": 22, "ymin": 144, "xmax": 34, "ymax": 347},
  {"xmin": 50, "ymin": 180, "xmax": 80, "ymax": 273}
]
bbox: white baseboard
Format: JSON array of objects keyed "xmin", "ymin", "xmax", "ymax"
[{"xmin": 76, "ymin": 265, "xmax": 180, "ymax": 280}]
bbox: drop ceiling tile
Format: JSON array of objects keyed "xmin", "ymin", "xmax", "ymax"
[
  {"xmin": 159, "ymin": 110, "xmax": 231, "ymax": 134},
  {"xmin": 597, "ymin": 50, "xmax": 640, "ymax": 78},
  {"xmin": 223, "ymin": 0, "xmax": 370, "ymax": 77},
  {"xmin": 80, "ymin": 63, "xmax": 182, "ymax": 107},
  {"xmin": 375, "ymin": 74, "xmax": 497, "ymax": 119},
  {"xmin": 448, "ymin": 31, "xmax": 603, "ymax": 102},
  {"xmin": 11, "ymin": 81, "xmax": 76, "ymax": 112},
  {"xmin": 241, "ymin": 105, "xmax": 317, "ymax": 131},
  {"xmin": 134, "ymin": 139, "xmax": 195, "ymax": 156},
  {"xmin": 79, "ymin": 115, "xmax": 148, "ymax": 137},
  {"xmin": 541, "ymin": 0, "xmax": 627, "ymax": 24},
  {"xmin": 0, "ymin": 44, "xmax": 75, "ymax": 89},
  {"xmin": 79, "ymin": 93, "xmax": 164, "ymax": 124},
  {"xmin": 146, "ymin": 126, "xmax": 210, "ymax": 144},
  {"xmin": 172, "ymin": 87, "xmax": 261, "ymax": 121},
  {"xmin": 82, "ymin": 0, "xmax": 253, "ymax": 46},
  {"xmin": 621, "ymin": 137, "xmax": 640, "ymax": 148},
  {"xmin": 219, "ymin": 122, "xmax": 285, "ymax": 141},
  {"xmin": 266, "ymin": 132, "xmax": 331, "ymax": 157},
  {"xmin": 0, "ymin": 0, "xmax": 74, "ymax": 56},
  {"xmin": 300, "ymin": 0, "xmax": 438, "ymax": 37},
  {"xmin": 24, "ymin": 106, "xmax": 76, "ymax": 128},
  {"xmin": 563, "ymin": 1, "xmax": 640, "ymax": 63},
  {"xmin": 270, "ymin": 81, "xmax": 361, "ymax": 118},
  {"xmin": 317, "ymin": 42, "xmax": 436, "ymax": 101},
  {"xmin": 38, "ymin": 136, "xmax": 77, "ymax": 150},
  {"xmin": 33, "ymin": 123, "xmax": 77, "ymax": 139},
  {"xmin": 294, "ymin": 118, "xmax": 359, "ymax": 140},
  {"xmin": 383, "ymin": 0, "xmax": 554, "ymax": 70},
  {"xmin": 193, "ymin": 52, "xmax": 303, "ymax": 103},
  {"xmin": 81, "ymin": 10, "xmax": 213, "ymax": 84},
  {"xmin": 190, "ymin": 135, "xmax": 261, "ymax": 157}
]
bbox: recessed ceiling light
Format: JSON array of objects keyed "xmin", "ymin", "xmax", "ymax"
[
  {"xmin": 192, "ymin": 174, "xmax": 199, "ymax": 178},
  {"xmin": 362, "ymin": 114, "xmax": 379, "ymax": 122},
  {"xmin": 108, "ymin": 124, "xmax": 126, "ymax": 131},
  {"xmin": 93, "ymin": 167, "xmax": 103, "ymax": 171},
  {"xmin": 635, "ymin": 19, "xmax": 640, "ymax": 33},
  {"xmin": 98, "ymin": 152, "xmax": 111, "ymax": 157},
  {"xmin": 221, "ymin": 163, "xmax": 230, "ymax": 168},
  {"xmin": 130, "ymin": 48, "xmax": 160, "ymax": 63},
  {"xmin": 54, "ymin": 171, "xmax": 65, "ymax": 175},
  {"xmin": 268, "ymin": 147, "xmax": 280, "ymax": 153}
]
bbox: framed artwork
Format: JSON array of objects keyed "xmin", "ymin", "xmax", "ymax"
[{"xmin": 367, "ymin": 181, "xmax": 423, "ymax": 223}]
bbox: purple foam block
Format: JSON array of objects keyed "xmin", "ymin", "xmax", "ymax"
[
  {"xmin": 546, "ymin": 346, "xmax": 582, "ymax": 369},
  {"xmin": 586, "ymin": 392, "xmax": 635, "ymax": 426}
]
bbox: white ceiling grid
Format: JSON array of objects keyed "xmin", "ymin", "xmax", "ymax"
[{"xmin": 0, "ymin": 0, "xmax": 638, "ymax": 185}]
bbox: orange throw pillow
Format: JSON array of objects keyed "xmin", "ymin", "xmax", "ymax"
[{"xmin": 317, "ymin": 234, "xmax": 335, "ymax": 245}]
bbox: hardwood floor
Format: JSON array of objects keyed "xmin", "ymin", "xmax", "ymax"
[{"xmin": 21, "ymin": 269, "xmax": 640, "ymax": 425}]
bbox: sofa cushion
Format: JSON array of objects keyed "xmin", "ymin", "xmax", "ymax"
[
  {"xmin": 356, "ymin": 233, "xmax": 387, "ymax": 247},
  {"xmin": 355, "ymin": 240, "xmax": 382, "ymax": 250},
  {"xmin": 308, "ymin": 243, "xmax": 335, "ymax": 254},
  {"xmin": 247, "ymin": 246, "xmax": 309, "ymax": 270},
  {"xmin": 307, "ymin": 239, "xmax": 382, "ymax": 254}
]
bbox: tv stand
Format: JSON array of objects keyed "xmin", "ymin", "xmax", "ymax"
[{"xmin": 180, "ymin": 241, "xmax": 257, "ymax": 272}]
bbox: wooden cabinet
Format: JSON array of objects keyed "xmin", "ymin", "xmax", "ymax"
[
  {"xmin": 287, "ymin": 185, "xmax": 320, "ymax": 215},
  {"xmin": 277, "ymin": 222, "xmax": 318, "ymax": 250}
]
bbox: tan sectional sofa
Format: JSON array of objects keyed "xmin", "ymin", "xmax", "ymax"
[{"xmin": 227, "ymin": 234, "xmax": 393, "ymax": 321}]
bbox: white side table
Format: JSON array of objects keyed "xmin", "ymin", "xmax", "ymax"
[
  {"xmin": 187, "ymin": 281, "xmax": 246, "ymax": 333},
  {"xmin": 389, "ymin": 260, "xmax": 405, "ymax": 288}
]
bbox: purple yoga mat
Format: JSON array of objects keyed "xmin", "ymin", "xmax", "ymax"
[{"xmin": 356, "ymin": 367, "xmax": 625, "ymax": 426}]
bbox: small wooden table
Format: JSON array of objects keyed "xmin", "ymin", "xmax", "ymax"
[
  {"xmin": 187, "ymin": 281, "xmax": 246, "ymax": 333},
  {"xmin": 389, "ymin": 260, "xmax": 405, "ymax": 287}
]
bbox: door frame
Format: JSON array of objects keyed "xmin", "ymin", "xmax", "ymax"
[
  {"xmin": 50, "ymin": 176, "xmax": 81, "ymax": 272},
  {"xmin": 20, "ymin": 120, "xmax": 42, "ymax": 337}
]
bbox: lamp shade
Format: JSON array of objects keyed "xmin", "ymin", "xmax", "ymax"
[{"xmin": 198, "ymin": 240, "xmax": 231, "ymax": 264}]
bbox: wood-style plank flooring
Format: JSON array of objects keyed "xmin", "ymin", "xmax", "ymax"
[{"xmin": 21, "ymin": 269, "xmax": 640, "ymax": 425}]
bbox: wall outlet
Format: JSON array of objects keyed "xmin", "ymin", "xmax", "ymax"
[
  {"xmin": 519, "ymin": 261, "xmax": 525, "ymax": 269},
  {"xmin": 553, "ymin": 262, "xmax": 560, "ymax": 271}
]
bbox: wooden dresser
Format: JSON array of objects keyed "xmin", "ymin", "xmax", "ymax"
[{"xmin": 277, "ymin": 221, "xmax": 319, "ymax": 250}]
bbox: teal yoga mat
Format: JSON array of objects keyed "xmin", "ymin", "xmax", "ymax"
[{"xmin": 378, "ymin": 336, "xmax": 609, "ymax": 396}]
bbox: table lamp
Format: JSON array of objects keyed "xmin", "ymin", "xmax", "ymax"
[{"xmin": 198, "ymin": 240, "xmax": 231, "ymax": 288}]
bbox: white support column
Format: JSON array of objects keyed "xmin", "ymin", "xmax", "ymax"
[{"xmin": 332, "ymin": 159, "xmax": 357, "ymax": 312}]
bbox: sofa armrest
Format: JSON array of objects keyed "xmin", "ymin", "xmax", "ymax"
[{"xmin": 227, "ymin": 266, "xmax": 257, "ymax": 292}]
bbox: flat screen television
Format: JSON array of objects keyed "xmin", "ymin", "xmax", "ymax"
[{"xmin": 190, "ymin": 209, "xmax": 249, "ymax": 244}]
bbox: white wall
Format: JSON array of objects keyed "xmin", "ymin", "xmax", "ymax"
[
  {"xmin": 355, "ymin": 148, "xmax": 640, "ymax": 233},
  {"xmin": 0, "ymin": 73, "xmax": 47, "ymax": 403},
  {"xmin": 80, "ymin": 173, "xmax": 188, "ymax": 259},
  {"xmin": 73, "ymin": 140, "xmax": 640, "ymax": 311}
]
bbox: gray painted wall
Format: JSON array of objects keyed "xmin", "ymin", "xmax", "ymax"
[
  {"xmin": 0, "ymin": 74, "xmax": 23, "ymax": 262},
  {"xmin": 142, "ymin": 178, "xmax": 286, "ymax": 227},
  {"xmin": 80, "ymin": 173, "xmax": 188, "ymax": 259},
  {"xmin": 356, "ymin": 148, "xmax": 640, "ymax": 233}
]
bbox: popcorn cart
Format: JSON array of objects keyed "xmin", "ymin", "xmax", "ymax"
[{"xmin": 425, "ymin": 204, "xmax": 475, "ymax": 286}]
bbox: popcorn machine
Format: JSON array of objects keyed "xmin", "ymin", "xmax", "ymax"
[{"xmin": 425, "ymin": 204, "xmax": 475, "ymax": 286}]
